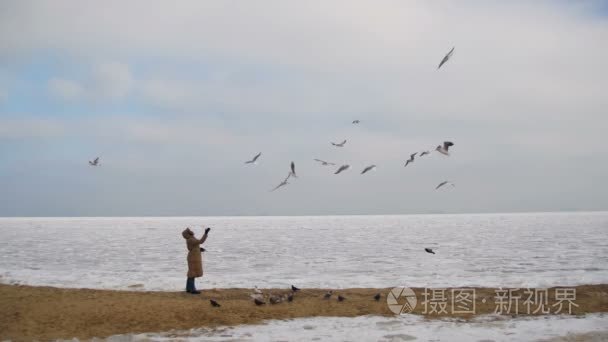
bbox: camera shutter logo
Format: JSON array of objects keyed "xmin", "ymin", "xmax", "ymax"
[{"xmin": 387, "ymin": 287, "xmax": 417, "ymax": 314}]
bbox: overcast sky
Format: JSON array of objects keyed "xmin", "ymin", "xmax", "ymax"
[{"xmin": 1, "ymin": 0, "xmax": 607, "ymax": 216}]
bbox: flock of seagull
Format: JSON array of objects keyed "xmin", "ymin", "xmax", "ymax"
[
  {"xmin": 254, "ymin": 134, "xmax": 454, "ymax": 192},
  {"xmin": 89, "ymin": 47, "xmax": 457, "ymax": 195},
  {"xmin": 242, "ymin": 47, "xmax": 458, "ymax": 193},
  {"xmin": 207, "ymin": 284, "xmax": 384, "ymax": 308}
]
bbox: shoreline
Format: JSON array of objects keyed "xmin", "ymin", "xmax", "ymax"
[{"xmin": 1, "ymin": 284, "xmax": 607, "ymax": 341}]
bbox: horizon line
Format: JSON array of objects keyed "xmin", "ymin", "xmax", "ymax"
[{"xmin": 1, "ymin": 209, "xmax": 607, "ymax": 219}]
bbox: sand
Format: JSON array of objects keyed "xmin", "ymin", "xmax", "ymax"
[{"xmin": 1, "ymin": 284, "xmax": 607, "ymax": 341}]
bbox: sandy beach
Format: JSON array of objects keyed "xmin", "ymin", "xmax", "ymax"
[{"xmin": 1, "ymin": 284, "xmax": 607, "ymax": 341}]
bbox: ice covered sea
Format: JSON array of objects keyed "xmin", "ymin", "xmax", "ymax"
[
  {"xmin": 1, "ymin": 212, "xmax": 607, "ymax": 290},
  {"xmin": 2, "ymin": 212, "xmax": 608, "ymax": 341},
  {"xmin": 98, "ymin": 314, "xmax": 608, "ymax": 342}
]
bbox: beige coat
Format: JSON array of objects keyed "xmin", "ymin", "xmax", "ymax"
[{"xmin": 182, "ymin": 228, "xmax": 207, "ymax": 278}]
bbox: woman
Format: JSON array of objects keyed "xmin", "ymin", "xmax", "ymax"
[{"xmin": 181, "ymin": 227, "xmax": 210, "ymax": 294}]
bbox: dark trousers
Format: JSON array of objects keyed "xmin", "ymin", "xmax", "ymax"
[{"xmin": 186, "ymin": 277, "xmax": 196, "ymax": 292}]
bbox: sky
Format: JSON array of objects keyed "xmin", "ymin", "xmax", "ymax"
[{"xmin": 0, "ymin": 0, "xmax": 607, "ymax": 216}]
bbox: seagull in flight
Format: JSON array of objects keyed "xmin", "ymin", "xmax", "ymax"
[
  {"xmin": 245, "ymin": 152, "xmax": 262, "ymax": 164},
  {"xmin": 334, "ymin": 165, "xmax": 350, "ymax": 174},
  {"xmin": 331, "ymin": 140, "xmax": 347, "ymax": 147},
  {"xmin": 425, "ymin": 248, "xmax": 436, "ymax": 254},
  {"xmin": 314, "ymin": 159, "xmax": 336, "ymax": 166},
  {"xmin": 438, "ymin": 46, "xmax": 455, "ymax": 70},
  {"xmin": 352, "ymin": 120, "xmax": 360, "ymax": 124},
  {"xmin": 289, "ymin": 161, "xmax": 297, "ymax": 178},
  {"xmin": 435, "ymin": 141, "xmax": 454, "ymax": 156},
  {"xmin": 435, "ymin": 181, "xmax": 455, "ymax": 190},
  {"xmin": 420, "ymin": 151, "xmax": 431, "ymax": 157},
  {"xmin": 271, "ymin": 174, "xmax": 291, "ymax": 192},
  {"xmin": 89, "ymin": 157, "xmax": 100, "ymax": 166},
  {"xmin": 404, "ymin": 153, "xmax": 417, "ymax": 167},
  {"xmin": 361, "ymin": 165, "xmax": 377, "ymax": 174}
]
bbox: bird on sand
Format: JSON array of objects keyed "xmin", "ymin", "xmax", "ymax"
[
  {"xmin": 420, "ymin": 151, "xmax": 430, "ymax": 157},
  {"xmin": 435, "ymin": 181, "xmax": 455, "ymax": 190},
  {"xmin": 361, "ymin": 165, "xmax": 377, "ymax": 174},
  {"xmin": 404, "ymin": 153, "xmax": 417, "ymax": 167},
  {"xmin": 352, "ymin": 120, "xmax": 360, "ymax": 124},
  {"xmin": 269, "ymin": 294, "xmax": 282, "ymax": 304},
  {"xmin": 271, "ymin": 174, "xmax": 290, "ymax": 192},
  {"xmin": 210, "ymin": 299, "xmax": 221, "ymax": 307},
  {"xmin": 436, "ymin": 141, "xmax": 454, "ymax": 156},
  {"xmin": 323, "ymin": 290, "xmax": 333, "ymax": 299},
  {"xmin": 425, "ymin": 248, "xmax": 436, "ymax": 254},
  {"xmin": 314, "ymin": 159, "xmax": 336, "ymax": 166},
  {"xmin": 289, "ymin": 161, "xmax": 297, "ymax": 178},
  {"xmin": 254, "ymin": 298, "xmax": 266, "ymax": 306},
  {"xmin": 374, "ymin": 293, "xmax": 381, "ymax": 301},
  {"xmin": 334, "ymin": 165, "xmax": 350, "ymax": 174},
  {"xmin": 331, "ymin": 140, "xmax": 347, "ymax": 147},
  {"xmin": 438, "ymin": 46, "xmax": 455, "ymax": 70},
  {"xmin": 337, "ymin": 295, "xmax": 346, "ymax": 302},
  {"xmin": 245, "ymin": 152, "xmax": 262, "ymax": 164},
  {"xmin": 89, "ymin": 157, "xmax": 100, "ymax": 166},
  {"xmin": 291, "ymin": 285, "xmax": 301, "ymax": 292}
]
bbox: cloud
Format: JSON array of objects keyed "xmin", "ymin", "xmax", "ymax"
[
  {"xmin": 0, "ymin": 118, "xmax": 65, "ymax": 139},
  {"xmin": 91, "ymin": 62, "xmax": 133, "ymax": 99},
  {"xmin": 48, "ymin": 78, "xmax": 84, "ymax": 101},
  {"xmin": 0, "ymin": 1, "xmax": 607, "ymax": 215},
  {"xmin": 47, "ymin": 62, "xmax": 132, "ymax": 101}
]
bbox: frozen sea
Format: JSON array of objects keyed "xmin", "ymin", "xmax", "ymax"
[
  {"xmin": 2, "ymin": 212, "xmax": 608, "ymax": 341},
  {"xmin": 100, "ymin": 314, "xmax": 608, "ymax": 342},
  {"xmin": 1, "ymin": 212, "xmax": 607, "ymax": 291}
]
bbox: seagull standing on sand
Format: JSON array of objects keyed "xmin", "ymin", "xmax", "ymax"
[
  {"xmin": 323, "ymin": 290, "xmax": 333, "ymax": 299},
  {"xmin": 331, "ymin": 140, "xmax": 347, "ymax": 147},
  {"xmin": 404, "ymin": 153, "xmax": 417, "ymax": 167},
  {"xmin": 89, "ymin": 157, "xmax": 100, "ymax": 166},
  {"xmin": 245, "ymin": 152, "xmax": 262, "ymax": 164},
  {"xmin": 435, "ymin": 141, "xmax": 454, "ymax": 156},
  {"xmin": 269, "ymin": 294, "xmax": 282, "ymax": 304},
  {"xmin": 337, "ymin": 295, "xmax": 346, "ymax": 302},
  {"xmin": 314, "ymin": 159, "xmax": 335, "ymax": 166},
  {"xmin": 435, "ymin": 181, "xmax": 455, "ymax": 190},
  {"xmin": 438, "ymin": 46, "xmax": 455, "ymax": 69},
  {"xmin": 374, "ymin": 293, "xmax": 381, "ymax": 301},
  {"xmin": 425, "ymin": 248, "xmax": 436, "ymax": 254},
  {"xmin": 361, "ymin": 165, "xmax": 377, "ymax": 174},
  {"xmin": 334, "ymin": 165, "xmax": 350, "ymax": 174},
  {"xmin": 210, "ymin": 299, "xmax": 221, "ymax": 307},
  {"xmin": 291, "ymin": 285, "xmax": 301, "ymax": 292}
]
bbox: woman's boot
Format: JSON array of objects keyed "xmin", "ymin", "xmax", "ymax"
[{"xmin": 190, "ymin": 278, "xmax": 201, "ymax": 294}]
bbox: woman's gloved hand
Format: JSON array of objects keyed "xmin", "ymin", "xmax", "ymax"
[{"xmin": 205, "ymin": 227, "xmax": 211, "ymax": 234}]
